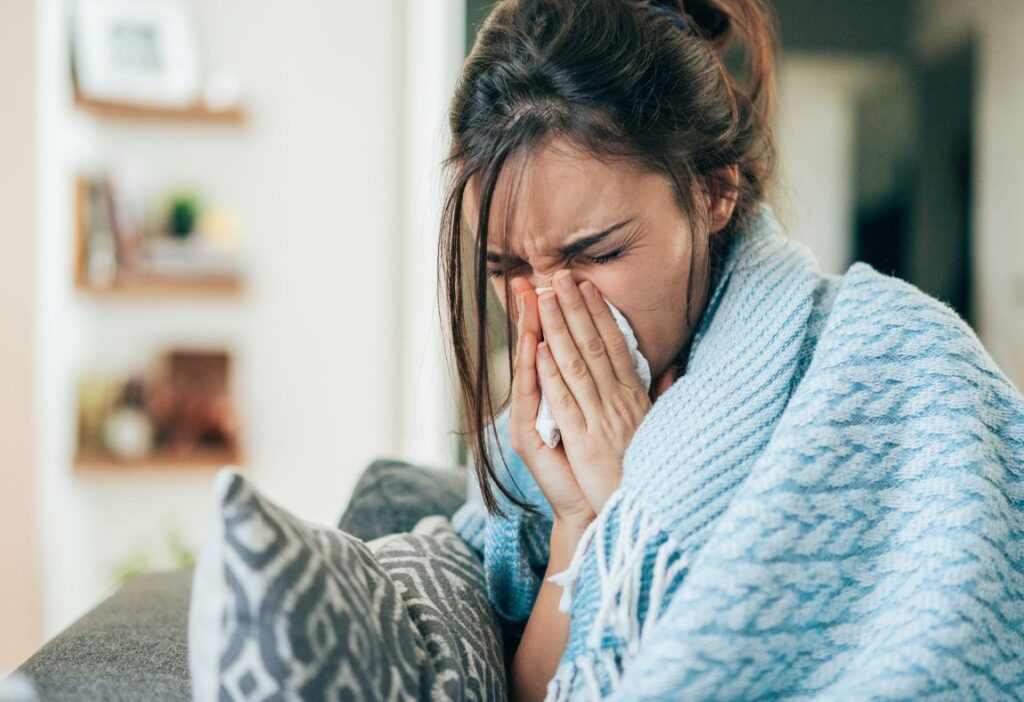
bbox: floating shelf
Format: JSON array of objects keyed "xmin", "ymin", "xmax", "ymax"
[
  {"xmin": 74, "ymin": 90, "xmax": 247, "ymax": 126},
  {"xmin": 74, "ymin": 448, "xmax": 243, "ymax": 474},
  {"xmin": 76, "ymin": 275, "xmax": 245, "ymax": 299}
]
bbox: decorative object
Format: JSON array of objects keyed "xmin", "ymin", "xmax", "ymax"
[
  {"xmin": 148, "ymin": 350, "xmax": 238, "ymax": 454},
  {"xmin": 196, "ymin": 207, "xmax": 241, "ymax": 254},
  {"xmin": 202, "ymin": 70, "xmax": 241, "ymax": 113},
  {"xmin": 74, "ymin": 174, "xmax": 244, "ymax": 295},
  {"xmin": 168, "ymin": 193, "xmax": 199, "ymax": 238},
  {"xmin": 102, "ymin": 377, "xmax": 154, "ymax": 460},
  {"xmin": 76, "ymin": 374, "xmax": 123, "ymax": 451},
  {"xmin": 140, "ymin": 234, "xmax": 242, "ymax": 279},
  {"xmin": 78, "ymin": 176, "xmax": 118, "ymax": 287},
  {"xmin": 75, "ymin": 348, "xmax": 241, "ymax": 469},
  {"xmin": 72, "ymin": 0, "xmax": 202, "ymax": 108},
  {"xmin": 106, "ymin": 159, "xmax": 147, "ymax": 273}
]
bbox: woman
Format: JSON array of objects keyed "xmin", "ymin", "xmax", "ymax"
[{"xmin": 444, "ymin": 0, "xmax": 1024, "ymax": 700}]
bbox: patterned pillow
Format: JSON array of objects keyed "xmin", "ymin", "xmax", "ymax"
[
  {"xmin": 188, "ymin": 468, "xmax": 507, "ymax": 701},
  {"xmin": 336, "ymin": 458, "xmax": 467, "ymax": 541}
]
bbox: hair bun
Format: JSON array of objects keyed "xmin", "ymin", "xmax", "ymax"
[
  {"xmin": 681, "ymin": 0, "xmax": 731, "ymax": 42},
  {"xmin": 647, "ymin": 0, "xmax": 729, "ymax": 42},
  {"xmin": 646, "ymin": 0, "xmax": 731, "ymax": 43}
]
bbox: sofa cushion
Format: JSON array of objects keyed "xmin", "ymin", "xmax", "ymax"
[{"xmin": 189, "ymin": 468, "xmax": 505, "ymax": 701}]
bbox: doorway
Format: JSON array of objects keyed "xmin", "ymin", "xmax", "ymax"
[{"xmin": 853, "ymin": 40, "xmax": 976, "ymax": 326}]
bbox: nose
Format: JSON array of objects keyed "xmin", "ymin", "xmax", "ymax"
[{"xmin": 528, "ymin": 267, "xmax": 569, "ymax": 291}]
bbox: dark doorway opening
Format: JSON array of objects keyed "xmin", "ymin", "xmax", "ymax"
[{"xmin": 854, "ymin": 40, "xmax": 976, "ymax": 327}]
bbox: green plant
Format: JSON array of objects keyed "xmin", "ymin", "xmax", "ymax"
[
  {"xmin": 169, "ymin": 193, "xmax": 201, "ymax": 237},
  {"xmin": 167, "ymin": 528, "xmax": 196, "ymax": 568},
  {"xmin": 111, "ymin": 550, "xmax": 149, "ymax": 586},
  {"xmin": 108, "ymin": 528, "xmax": 196, "ymax": 586}
]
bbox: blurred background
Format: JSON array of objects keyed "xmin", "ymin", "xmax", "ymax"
[{"xmin": 1, "ymin": 0, "xmax": 1022, "ymax": 671}]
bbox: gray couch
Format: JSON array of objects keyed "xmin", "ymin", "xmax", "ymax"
[{"xmin": 13, "ymin": 459, "xmax": 469, "ymax": 701}]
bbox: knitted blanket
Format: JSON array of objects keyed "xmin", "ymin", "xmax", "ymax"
[{"xmin": 451, "ymin": 204, "xmax": 1024, "ymax": 701}]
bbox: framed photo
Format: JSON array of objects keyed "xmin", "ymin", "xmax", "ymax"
[{"xmin": 72, "ymin": 0, "xmax": 202, "ymax": 107}]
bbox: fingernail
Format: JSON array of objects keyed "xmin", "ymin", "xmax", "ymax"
[
  {"xmin": 541, "ymin": 293, "xmax": 557, "ymax": 310},
  {"xmin": 556, "ymin": 271, "xmax": 573, "ymax": 290},
  {"xmin": 580, "ymin": 281, "xmax": 598, "ymax": 300},
  {"xmin": 537, "ymin": 342, "xmax": 549, "ymax": 359}
]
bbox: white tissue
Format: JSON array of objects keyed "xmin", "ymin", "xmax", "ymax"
[{"xmin": 533, "ymin": 286, "xmax": 651, "ymax": 448}]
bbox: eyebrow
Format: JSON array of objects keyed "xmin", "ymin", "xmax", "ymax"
[{"xmin": 485, "ymin": 219, "xmax": 634, "ymax": 265}]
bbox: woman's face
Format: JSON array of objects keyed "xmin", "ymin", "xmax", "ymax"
[{"xmin": 464, "ymin": 137, "xmax": 729, "ymax": 383}]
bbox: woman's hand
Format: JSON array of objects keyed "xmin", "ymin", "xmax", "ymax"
[
  {"xmin": 513, "ymin": 271, "xmax": 652, "ymax": 516},
  {"xmin": 535, "ymin": 270, "xmax": 652, "ymax": 513},
  {"xmin": 508, "ymin": 278, "xmax": 596, "ymax": 529}
]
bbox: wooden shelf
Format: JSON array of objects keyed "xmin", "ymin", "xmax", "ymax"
[
  {"xmin": 74, "ymin": 448, "xmax": 242, "ymax": 474},
  {"xmin": 76, "ymin": 275, "xmax": 245, "ymax": 299},
  {"xmin": 74, "ymin": 91, "xmax": 247, "ymax": 126}
]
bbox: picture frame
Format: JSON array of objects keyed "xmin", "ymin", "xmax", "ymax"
[{"xmin": 72, "ymin": 0, "xmax": 202, "ymax": 107}]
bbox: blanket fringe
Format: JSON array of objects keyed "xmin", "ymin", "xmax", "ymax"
[
  {"xmin": 545, "ymin": 650, "xmax": 626, "ymax": 702},
  {"xmin": 545, "ymin": 657, "xmax": 600, "ymax": 702},
  {"xmin": 545, "ymin": 493, "xmax": 688, "ymax": 698},
  {"xmin": 585, "ymin": 494, "xmax": 661, "ymax": 652}
]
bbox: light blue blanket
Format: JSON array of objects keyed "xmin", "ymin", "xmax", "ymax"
[{"xmin": 451, "ymin": 204, "xmax": 1024, "ymax": 700}]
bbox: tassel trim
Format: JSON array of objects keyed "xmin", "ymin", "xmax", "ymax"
[{"xmin": 543, "ymin": 494, "xmax": 691, "ymax": 699}]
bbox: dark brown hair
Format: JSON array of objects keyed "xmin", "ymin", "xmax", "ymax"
[{"xmin": 438, "ymin": 0, "xmax": 779, "ymax": 517}]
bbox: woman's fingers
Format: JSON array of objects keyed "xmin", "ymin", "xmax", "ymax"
[
  {"xmin": 509, "ymin": 279, "xmax": 553, "ymax": 453},
  {"xmin": 510, "ymin": 331, "xmax": 595, "ymax": 523},
  {"xmin": 551, "ymin": 270, "xmax": 618, "ymax": 395},
  {"xmin": 578, "ymin": 280, "xmax": 643, "ymax": 387},
  {"xmin": 537, "ymin": 289, "xmax": 602, "ymax": 421},
  {"xmin": 511, "ymin": 276, "xmax": 541, "ymax": 342},
  {"xmin": 509, "ymin": 330, "xmax": 546, "ymax": 452},
  {"xmin": 536, "ymin": 340, "xmax": 586, "ymax": 436}
]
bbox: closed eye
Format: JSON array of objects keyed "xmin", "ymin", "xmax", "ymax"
[
  {"xmin": 486, "ymin": 249, "xmax": 623, "ymax": 278},
  {"xmin": 573, "ymin": 250, "xmax": 622, "ymax": 266},
  {"xmin": 486, "ymin": 262, "xmax": 527, "ymax": 279}
]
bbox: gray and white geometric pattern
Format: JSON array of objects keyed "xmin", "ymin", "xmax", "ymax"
[{"xmin": 189, "ymin": 468, "xmax": 507, "ymax": 701}]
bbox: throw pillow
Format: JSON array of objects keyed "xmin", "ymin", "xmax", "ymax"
[{"xmin": 188, "ymin": 468, "xmax": 507, "ymax": 701}]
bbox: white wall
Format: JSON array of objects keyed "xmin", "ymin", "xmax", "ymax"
[
  {"xmin": 913, "ymin": 0, "xmax": 1024, "ymax": 387},
  {"xmin": 967, "ymin": 0, "xmax": 1024, "ymax": 388},
  {"xmin": 33, "ymin": 0, "xmax": 421, "ymax": 637},
  {"xmin": 399, "ymin": 0, "xmax": 465, "ymax": 467},
  {"xmin": 0, "ymin": 0, "xmax": 42, "ymax": 669},
  {"xmin": 776, "ymin": 57, "xmax": 856, "ymax": 275},
  {"xmin": 35, "ymin": 0, "xmax": 101, "ymax": 646},
  {"xmin": 776, "ymin": 56, "xmax": 906, "ymax": 276},
  {"xmin": 779, "ymin": 5, "xmax": 1024, "ymax": 390}
]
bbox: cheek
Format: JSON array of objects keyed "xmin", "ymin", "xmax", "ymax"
[
  {"xmin": 592, "ymin": 257, "xmax": 684, "ymax": 318},
  {"xmin": 599, "ymin": 256, "xmax": 693, "ymax": 370}
]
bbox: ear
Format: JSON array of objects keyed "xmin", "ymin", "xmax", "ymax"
[{"xmin": 707, "ymin": 164, "xmax": 739, "ymax": 233}]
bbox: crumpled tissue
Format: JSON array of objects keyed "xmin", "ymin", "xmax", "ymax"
[{"xmin": 532, "ymin": 286, "xmax": 651, "ymax": 448}]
